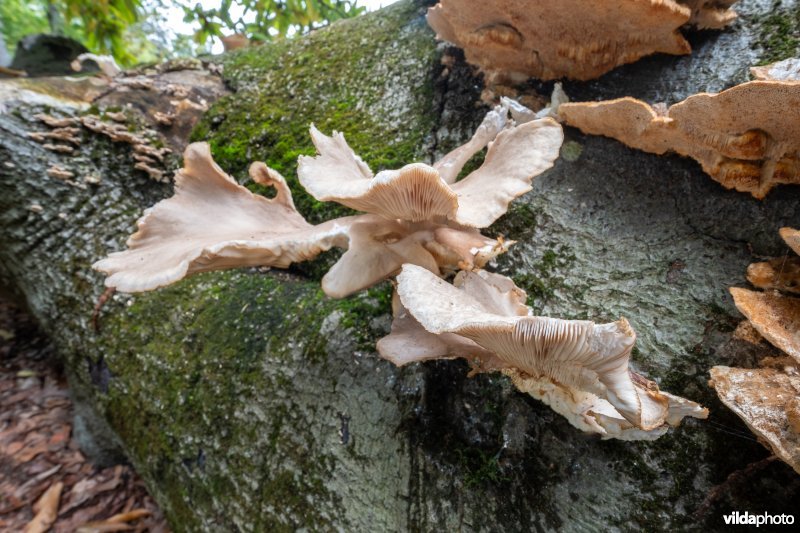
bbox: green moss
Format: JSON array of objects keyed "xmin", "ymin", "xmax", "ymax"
[
  {"xmin": 506, "ymin": 243, "xmax": 577, "ymax": 312},
  {"xmin": 191, "ymin": 0, "xmax": 440, "ymax": 226},
  {"xmin": 754, "ymin": 1, "xmax": 800, "ymax": 65}
]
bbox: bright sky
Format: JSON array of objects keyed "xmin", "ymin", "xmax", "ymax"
[{"xmin": 166, "ymin": 0, "xmax": 400, "ymax": 54}]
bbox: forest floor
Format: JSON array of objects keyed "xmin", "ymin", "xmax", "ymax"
[{"xmin": 0, "ymin": 298, "xmax": 168, "ymax": 532}]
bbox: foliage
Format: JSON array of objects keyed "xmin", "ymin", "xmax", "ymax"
[
  {"xmin": 0, "ymin": 0, "xmax": 365, "ymax": 67},
  {"xmin": 184, "ymin": 0, "xmax": 365, "ymax": 47}
]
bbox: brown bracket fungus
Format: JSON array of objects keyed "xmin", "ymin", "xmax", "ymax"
[
  {"xmin": 378, "ymin": 264, "xmax": 708, "ymax": 440},
  {"xmin": 426, "ymin": 0, "xmax": 697, "ymax": 82},
  {"xmin": 559, "ymin": 81, "xmax": 800, "ymax": 198},
  {"xmin": 710, "ymin": 228, "xmax": 800, "ymax": 473},
  {"xmin": 95, "ymin": 102, "xmax": 563, "ymax": 298},
  {"xmin": 710, "ymin": 364, "xmax": 800, "ymax": 474}
]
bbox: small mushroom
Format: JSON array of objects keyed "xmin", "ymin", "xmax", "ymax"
[
  {"xmin": 426, "ymin": 0, "xmax": 693, "ymax": 82},
  {"xmin": 381, "ymin": 264, "xmax": 707, "ymax": 437},
  {"xmin": 559, "ymin": 81, "xmax": 800, "ymax": 198}
]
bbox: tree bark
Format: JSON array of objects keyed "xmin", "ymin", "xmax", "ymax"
[{"xmin": 2, "ymin": 0, "xmax": 800, "ymax": 530}]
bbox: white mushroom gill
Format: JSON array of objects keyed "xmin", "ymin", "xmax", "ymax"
[{"xmin": 385, "ymin": 264, "xmax": 708, "ymax": 438}]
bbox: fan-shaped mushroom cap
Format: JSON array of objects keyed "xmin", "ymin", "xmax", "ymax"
[
  {"xmin": 376, "ymin": 291, "xmax": 503, "ymax": 369},
  {"xmin": 93, "ymin": 142, "xmax": 353, "ymax": 292},
  {"xmin": 451, "ymin": 118, "xmax": 563, "ymax": 228},
  {"xmin": 394, "ymin": 265, "xmax": 707, "ymax": 432},
  {"xmin": 298, "ymin": 117, "xmax": 562, "ymax": 228},
  {"xmin": 559, "ymin": 81, "xmax": 800, "ymax": 198},
  {"xmin": 426, "ymin": 0, "xmax": 692, "ymax": 82},
  {"xmin": 298, "ymin": 127, "xmax": 459, "ymax": 221},
  {"xmin": 730, "ymin": 287, "xmax": 800, "ymax": 362},
  {"xmin": 680, "ymin": 0, "xmax": 739, "ymax": 29},
  {"xmin": 751, "ymin": 58, "xmax": 800, "ymax": 82},
  {"xmin": 710, "ymin": 364, "xmax": 800, "ymax": 474}
]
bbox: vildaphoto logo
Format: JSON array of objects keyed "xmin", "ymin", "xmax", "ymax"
[{"xmin": 723, "ymin": 511, "xmax": 795, "ymax": 527}]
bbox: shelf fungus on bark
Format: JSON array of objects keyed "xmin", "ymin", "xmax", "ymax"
[
  {"xmin": 559, "ymin": 81, "xmax": 800, "ymax": 198},
  {"xmin": 426, "ymin": 0, "xmax": 695, "ymax": 82},
  {"xmin": 710, "ymin": 364, "xmax": 800, "ymax": 474},
  {"xmin": 378, "ymin": 264, "xmax": 708, "ymax": 440},
  {"xmin": 709, "ymin": 227, "xmax": 800, "ymax": 473},
  {"xmin": 734, "ymin": 227, "xmax": 800, "ymax": 361},
  {"xmin": 94, "ymin": 101, "xmax": 563, "ymax": 298}
]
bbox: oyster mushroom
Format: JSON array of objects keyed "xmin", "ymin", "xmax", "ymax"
[
  {"xmin": 559, "ymin": 81, "xmax": 800, "ymax": 198},
  {"xmin": 426, "ymin": 0, "xmax": 693, "ymax": 82},
  {"xmin": 379, "ymin": 264, "xmax": 707, "ymax": 439},
  {"xmin": 93, "ymin": 143, "xmax": 355, "ymax": 293},
  {"xmin": 95, "ymin": 101, "xmax": 563, "ymax": 297}
]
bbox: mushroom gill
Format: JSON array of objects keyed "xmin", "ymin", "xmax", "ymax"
[{"xmin": 380, "ymin": 264, "xmax": 707, "ymax": 439}]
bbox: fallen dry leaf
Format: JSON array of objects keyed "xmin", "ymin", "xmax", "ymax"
[{"xmin": 23, "ymin": 481, "xmax": 63, "ymax": 533}]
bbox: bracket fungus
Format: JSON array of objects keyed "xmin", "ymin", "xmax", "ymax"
[
  {"xmin": 426, "ymin": 0, "xmax": 701, "ymax": 82},
  {"xmin": 378, "ymin": 265, "xmax": 708, "ymax": 440},
  {"xmin": 710, "ymin": 228, "xmax": 800, "ymax": 473},
  {"xmin": 94, "ymin": 101, "xmax": 563, "ymax": 298},
  {"xmin": 731, "ymin": 228, "xmax": 800, "ymax": 362},
  {"xmin": 559, "ymin": 81, "xmax": 800, "ymax": 198}
]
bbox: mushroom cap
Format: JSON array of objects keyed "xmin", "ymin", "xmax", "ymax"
[
  {"xmin": 426, "ymin": 0, "xmax": 692, "ymax": 82},
  {"xmin": 730, "ymin": 287, "xmax": 800, "ymax": 362},
  {"xmin": 710, "ymin": 364, "xmax": 800, "ymax": 474},
  {"xmin": 560, "ymin": 82, "xmax": 800, "ymax": 198},
  {"xmin": 298, "ymin": 126, "xmax": 459, "ymax": 221},
  {"xmin": 298, "ymin": 117, "xmax": 562, "ymax": 228},
  {"xmin": 395, "ymin": 264, "xmax": 707, "ymax": 431},
  {"xmin": 93, "ymin": 142, "xmax": 353, "ymax": 292}
]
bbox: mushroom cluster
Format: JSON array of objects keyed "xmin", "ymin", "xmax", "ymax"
[
  {"xmin": 95, "ymin": 98, "xmax": 708, "ymax": 441},
  {"xmin": 710, "ymin": 227, "xmax": 800, "ymax": 473},
  {"xmin": 94, "ymin": 100, "xmax": 563, "ymax": 297},
  {"xmin": 559, "ymin": 77, "xmax": 800, "ymax": 198},
  {"xmin": 426, "ymin": 0, "xmax": 739, "ymax": 83}
]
